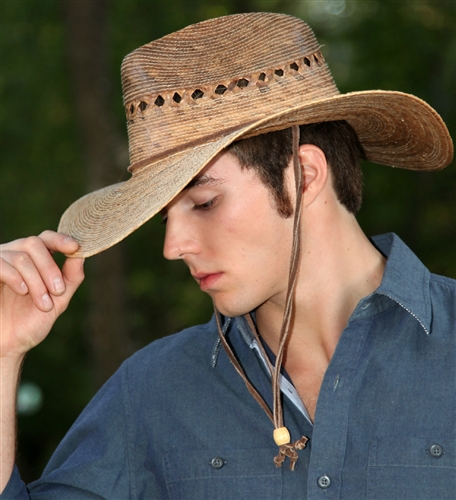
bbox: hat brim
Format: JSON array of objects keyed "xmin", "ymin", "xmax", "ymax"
[{"xmin": 58, "ymin": 90, "xmax": 453, "ymax": 257}]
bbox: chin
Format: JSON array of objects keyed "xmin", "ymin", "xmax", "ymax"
[{"xmin": 212, "ymin": 295, "xmax": 257, "ymax": 319}]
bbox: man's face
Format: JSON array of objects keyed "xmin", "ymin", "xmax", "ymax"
[
  {"xmin": 162, "ymin": 153, "xmax": 293, "ymax": 316},
  {"xmin": 162, "ymin": 151, "xmax": 295, "ymax": 317}
]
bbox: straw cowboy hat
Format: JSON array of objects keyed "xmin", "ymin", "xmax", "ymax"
[{"xmin": 58, "ymin": 12, "xmax": 454, "ymax": 258}]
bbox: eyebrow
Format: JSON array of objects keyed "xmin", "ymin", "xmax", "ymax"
[
  {"xmin": 160, "ymin": 174, "xmax": 225, "ymax": 219},
  {"xmin": 184, "ymin": 174, "xmax": 225, "ymax": 190}
]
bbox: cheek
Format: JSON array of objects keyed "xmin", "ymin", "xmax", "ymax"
[{"xmin": 205, "ymin": 188, "xmax": 293, "ymax": 267}]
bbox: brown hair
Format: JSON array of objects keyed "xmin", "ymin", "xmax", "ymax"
[{"xmin": 226, "ymin": 120, "xmax": 365, "ymax": 217}]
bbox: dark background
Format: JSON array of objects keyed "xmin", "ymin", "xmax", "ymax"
[{"xmin": 1, "ymin": 0, "xmax": 455, "ymax": 482}]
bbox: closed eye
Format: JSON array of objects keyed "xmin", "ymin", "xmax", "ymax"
[{"xmin": 193, "ymin": 197, "xmax": 218, "ymax": 211}]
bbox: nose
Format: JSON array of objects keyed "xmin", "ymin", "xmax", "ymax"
[{"xmin": 163, "ymin": 214, "xmax": 198, "ymax": 261}]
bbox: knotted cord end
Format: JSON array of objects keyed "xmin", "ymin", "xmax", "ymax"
[{"xmin": 274, "ymin": 436, "xmax": 309, "ymax": 471}]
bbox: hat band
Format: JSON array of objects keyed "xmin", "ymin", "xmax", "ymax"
[{"xmin": 124, "ymin": 49, "xmax": 326, "ymax": 120}]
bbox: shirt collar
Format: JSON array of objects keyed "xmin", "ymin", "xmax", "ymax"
[{"xmin": 370, "ymin": 233, "xmax": 432, "ymax": 334}]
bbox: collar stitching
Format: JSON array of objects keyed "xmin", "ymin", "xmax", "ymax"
[
  {"xmin": 211, "ymin": 317, "xmax": 231, "ymax": 368},
  {"xmin": 378, "ymin": 292, "xmax": 430, "ymax": 335}
]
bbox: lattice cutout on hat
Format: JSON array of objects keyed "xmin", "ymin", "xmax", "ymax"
[{"xmin": 126, "ymin": 50, "xmax": 325, "ymax": 120}]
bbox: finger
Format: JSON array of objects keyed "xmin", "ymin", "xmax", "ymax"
[
  {"xmin": 34, "ymin": 257, "xmax": 85, "ymax": 320},
  {"xmin": 38, "ymin": 230, "xmax": 80, "ymax": 255},
  {"xmin": 4, "ymin": 249, "xmax": 55, "ymax": 312},
  {"xmin": 16, "ymin": 236, "xmax": 70, "ymax": 298},
  {"xmin": 32, "ymin": 232, "xmax": 81, "ymax": 295},
  {"xmin": 0, "ymin": 259, "xmax": 29, "ymax": 295},
  {"xmin": 50, "ymin": 258, "xmax": 85, "ymax": 315},
  {"xmin": 0, "ymin": 232, "xmax": 80, "ymax": 306},
  {"xmin": 0, "ymin": 232, "xmax": 75, "ymax": 254},
  {"xmin": 62, "ymin": 257, "xmax": 85, "ymax": 294}
]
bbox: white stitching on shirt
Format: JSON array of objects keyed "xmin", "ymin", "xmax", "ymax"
[
  {"xmin": 378, "ymin": 293, "xmax": 429, "ymax": 335},
  {"xmin": 211, "ymin": 317, "xmax": 231, "ymax": 368}
]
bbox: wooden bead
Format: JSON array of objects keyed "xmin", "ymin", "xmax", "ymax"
[{"xmin": 273, "ymin": 427, "xmax": 291, "ymax": 446}]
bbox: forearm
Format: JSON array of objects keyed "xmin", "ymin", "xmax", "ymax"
[
  {"xmin": 0, "ymin": 233, "xmax": 84, "ymax": 494},
  {"xmin": 0, "ymin": 355, "xmax": 24, "ymax": 492}
]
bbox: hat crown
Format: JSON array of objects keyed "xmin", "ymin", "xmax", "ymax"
[
  {"xmin": 120, "ymin": 13, "xmax": 339, "ymax": 170},
  {"xmin": 121, "ymin": 13, "xmax": 321, "ymax": 103}
]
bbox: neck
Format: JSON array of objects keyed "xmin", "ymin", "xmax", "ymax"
[{"xmin": 256, "ymin": 206, "xmax": 385, "ymax": 361}]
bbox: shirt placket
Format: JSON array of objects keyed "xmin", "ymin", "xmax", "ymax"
[{"xmin": 306, "ymin": 309, "xmax": 372, "ymax": 499}]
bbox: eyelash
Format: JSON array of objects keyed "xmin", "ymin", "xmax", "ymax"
[
  {"xmin": 161, "ymin": 196, "xmax": 218, "ymax": 224},
  {"xmin": 193, "ymin": 197, "xmax": 218, "ymax": 212}
]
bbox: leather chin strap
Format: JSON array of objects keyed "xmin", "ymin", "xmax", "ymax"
[{"xmin": 214, "ymin": 125, "xmax": 308, "ymax": 471}]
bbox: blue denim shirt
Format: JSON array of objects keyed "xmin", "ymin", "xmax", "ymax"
[{"xmin": 5, "ymin": 233, "xmax": 456, "ymax": 499}]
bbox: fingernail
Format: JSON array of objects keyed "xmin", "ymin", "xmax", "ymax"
[
  {"xmin": 53, "ymin": 276, "xmax": 65, "ymax": 293},
  {"xmin": 63, "ymin": 236, "xmax": 77, "ymax": 245},
  {"xmin": 42, "ymin": 293, "xmax": 53, "ymax": 309},
  {"xmin": 21, "ymin": 281, "xmax": 28, "ymax": 293}
]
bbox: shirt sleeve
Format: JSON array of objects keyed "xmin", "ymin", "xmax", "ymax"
[
  {"xmin": 1, "ymin": 465, "xmax": 30, "ymax": 499},
  {"xmin": 11, "ymin": 363, "xmax": 136, "ymax": 500}
]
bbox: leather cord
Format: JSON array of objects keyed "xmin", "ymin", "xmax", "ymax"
[
  {"xmin": 214, "ymin": 125, "xmax": 308, "ymax": 469},
  {"xmin": 272, "ymin": 124, "xmax": 303, "ymax": 430},
  {"xmin": 214, "ymin": 310, "xmax": 274, "ymax": 423}
]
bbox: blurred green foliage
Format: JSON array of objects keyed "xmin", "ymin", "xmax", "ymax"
[{"xmin": 1, "ymin": 0, "xmax": 454, "ymax": 482}]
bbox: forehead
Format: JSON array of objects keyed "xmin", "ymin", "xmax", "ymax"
[{"xmin": 183, "ymin": 150, "xmax": 250, "ymax": 190}]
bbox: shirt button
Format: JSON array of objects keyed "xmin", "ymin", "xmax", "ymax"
[
  {"xmin": 210, "ymin": 457, "xmax": 226, "ymax": 469},
  {"xmin": 317, "ymin": 475, "xmax": 331, "ymax": 489},
  {"xmin": 429, "ymin": 444, "xmax": 444, "ymax": 458}
]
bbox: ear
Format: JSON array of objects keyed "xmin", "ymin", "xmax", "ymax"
[{"xmin": 297, "ymin": 144, "xmax": 328, "ymax": 208}]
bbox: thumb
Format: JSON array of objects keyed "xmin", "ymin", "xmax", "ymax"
[{"xmin": 61, "ymin": 257, "xmax": 85, "ymax": 298}]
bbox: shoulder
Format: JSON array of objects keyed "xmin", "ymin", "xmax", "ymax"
[
  {"xmin": 133, "ymin": 315, "xmax": 217, "ymax": 361},
  {"xmin": 430, "ymin": 272, "xmax": 456, "ymax": 292},
  {"xmin": 428, "ymin": 272, "xmax": 456, "ymax": 333},
  {"xmin": 120, "ymin": 315, "xmax": 219, "ymax": 387},
  {"xmin": 429, "ymin": 271, "xmax": 456, "ymax": 305}
]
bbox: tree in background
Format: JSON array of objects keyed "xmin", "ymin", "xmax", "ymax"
[{"xmin": 1, "ymin": 0, "xmax": 454, "ymax": 482}]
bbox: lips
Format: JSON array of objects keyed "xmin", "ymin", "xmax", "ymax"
[{"xmin": 193, "ymin": 272, "xmax": 223, "ymax": 291}]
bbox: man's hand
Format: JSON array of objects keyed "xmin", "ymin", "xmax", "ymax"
[
  {"xmin": 0, "ymin": 230, "xmax": 85, "ymax": 360},
  {"xmin": 0, "ymin": 231, "xmax": 85, "ymax": 491}
]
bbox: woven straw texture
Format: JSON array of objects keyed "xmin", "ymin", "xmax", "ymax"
[{"xmin": 58, "ymin": 12, "xmax": 453, "ymax": 257}]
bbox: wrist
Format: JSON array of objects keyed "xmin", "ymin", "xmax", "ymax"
[
  {"xmin": 0, "ymin": 355, "xmax": 24, "ymax": 386},
  {"xmin": 0, "ymin": 356, "xmax": 23, "ymax": 493}
]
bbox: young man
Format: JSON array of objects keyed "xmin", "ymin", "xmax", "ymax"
[{"xmin": 1, "ymin": 13, "xmax": 454, "ymax": 499}]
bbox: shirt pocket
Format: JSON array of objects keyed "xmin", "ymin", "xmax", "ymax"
[
  {"xmin": 163, "ymin": 448, "xmax": 282, "ymax": 500},
  {"xmin": 367, "ymin": 437, "xmax": 456, "ymax": 500}
]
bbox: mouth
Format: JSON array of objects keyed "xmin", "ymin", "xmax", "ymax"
[{"xmin": 192, "ymin": 272, "xmax": 223, "ymax": 291}]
